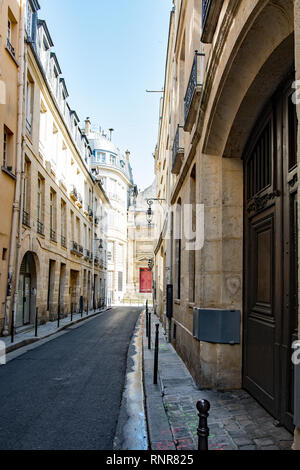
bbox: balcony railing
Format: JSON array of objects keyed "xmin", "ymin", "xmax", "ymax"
[
  {"xmin": 172, "ymin": 125, "xmax": 184, "ymax": 175},
  {"xmin": 37, "ymin": 220, "xmax": 44, "ymax": 236},
  {"xmin": 201, "ymin": 0, "xmax": 224, "ymax": 43},
  {"xmin": 61, "ymin": 235, "xmax": 67, "ymax": 248},
  {"xmin": 70, "ymin": 186, "xmax": 78, "ymax": 201},
  {"xmin": 78, "ymin": 245, "xmax": 84, "ymax": 256},
  {"xmin": 6, "ymin": 38, "xmax": 15, "ymax": 57},
  {"xmin": 71, "ymin": 241, "xmax": 78, "ymax": 253},
  {"xmin": 84, "ymin": 249, "xmax": 90, "ymax": 260},
  {"xmin": 184, "ymin": 51, "xmax": 205, "ymax": 132},
  {"xmin": 22, "ymin": 210, "xmax": 30, "ymax": 228},
  {"xmin": 50, "ymin": 229, "xmax": 57, "ymax": 242}
]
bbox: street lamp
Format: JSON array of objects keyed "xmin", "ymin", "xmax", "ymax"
[{"xmin": 146, "ymin": 198, "xmax": 166, "ymax": 225}]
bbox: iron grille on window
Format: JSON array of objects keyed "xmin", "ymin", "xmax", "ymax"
[
  {"xmin": 50, "ymin": 229, "xmax": 56, "ymax": 242},
  {"xmin": 37, "ymin": 220, "xmax": 44, "ymax": 235},
  {"xmin": 247, "ymin": 120, "xmax": 272, "ymax": 200},
  {"xmin": 6, "ymin": 38, "xmax": 15, "ymax": 57},
  {"xmin": 22, "ymin": 210, "xmax": 30, "ymax": 227}
]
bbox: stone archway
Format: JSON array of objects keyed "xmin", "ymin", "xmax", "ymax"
[{"xmin": 16, "ymin": 252, "xmax": 37, "ymax": 327}]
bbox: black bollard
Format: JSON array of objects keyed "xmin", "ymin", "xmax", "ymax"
[
  {"xmin": 87, "ymin": 300, "xmax": 89, "ymax": 316},
  {"xmin": 148, "ymin": 309, "xmax": 151, "ymax": 350},
  {"xmin": 57, "ymin": 309, "xmax": 60, "ymax": 328},
  {"xmin": 197, "ymin": 399, "xmax": 210, "ymax": 450},
  {"xmin": 71, "ymin": 303, "xmax": 73, "ymax": 322},
  {"xmin": 153, "ymin": 323, "xmax": 159, "ymax": 385},
  {"xmin": 35, "ymin": 308, "xmax": 38, "ymax": 337},
  {"xmin": 11, "ymin": 310, "xmax": 14, "ymax": 344},
  {"xmin": 145, "ymin": 306, "xmax": 149, "ymax": 338}
]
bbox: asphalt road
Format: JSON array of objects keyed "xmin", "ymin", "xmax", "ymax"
[{"xmin": 0, "ymin": 306, "xmax": 142, "ymax": 450}]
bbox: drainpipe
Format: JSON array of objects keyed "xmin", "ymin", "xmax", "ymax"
[{"xmin": 3, "ymin": 0, "xmax": 26, "ymax": 335}]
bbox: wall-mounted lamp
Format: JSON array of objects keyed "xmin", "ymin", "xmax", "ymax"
[{"xmin": 146, "ymin": 198, "xmax": 166, "ymax": 225}]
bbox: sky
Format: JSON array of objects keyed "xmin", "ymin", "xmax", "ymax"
[{"xmin": 38, "ymin": 0, "xmax": 173, "ymax": 192}]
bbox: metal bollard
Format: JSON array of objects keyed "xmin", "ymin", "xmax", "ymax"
[
  {"xmin": 35, "ymin": 308, "xmax": 38, "ymax": 337},
  {"xmin": 153, "ymin": 323, "xmax": 159, "ymax": 385},
  {"xmin": 71, "ymin": 303, "xmax": 73, "ymax": 322},
  {"xmin": 57, "ymin": 309, "xmax": 60, "ymax": 328},
  {"xmin": 197, "ymin": 399, "xmax": 210, "ymax": 450},
  {"xmin": 11, "ymin": 310, "xmax": 15, "ymax": 344},
  {"xmin": 145, "ymin": 305, "xmax": 149, "ymax": 338},
  {"xmin": 87, "ymin": 300, "xmax": 89, "ymax": 316},
  {"xmin": 148, "ymin": 309, "xmax": 151, "ymax": 350}
]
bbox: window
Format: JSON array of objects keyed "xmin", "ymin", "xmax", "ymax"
[
  {"xmin": 22, "ymin": 158, "xmax": 31, "ymax": 226},
  {"xmin": 7, "ymin": 19, "xmax": 12, "ymax": 43},
  {"xmin": 3, "ymin": 128, "xmax": 7, "ymax": 168},
  {"xmin": 50, "ymin": 189, "xmax": 57, "ymax": 241},
  {"xmin": 110, "ymin": 154, "xmax": 116, "ymax": 165},
  {"xmin": 6, "ymin": 10, "xmax": 16, "ymax": 57},
  {"xmin": 26, "ymin": 2, "xmax": 33, "ymax": 39},
  {"xmin": 60, "ymin": 200, "xmax": 66, "ymax": 247},
  {"xmin": 175, "ymin": 199, "xmax": 182, "ymax": 300},
  {"xmin": 26, "ymin": 72, "xmax": 34, "ymax": 135},
  {"xmin": 37, "ymin": 176, "xmax": 45, "ymax": 235},
  {"xmin": 3, "ymin": 126, "xmax": 13, "ymax": 170},
  {"xmin": 108, "ymin": 242, "xmax": 114, "ymax": 262}
]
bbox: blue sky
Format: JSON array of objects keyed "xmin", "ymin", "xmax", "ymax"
[{"xmin": 38, "ymin": 0, "xmax": 172, "ymax": 191}]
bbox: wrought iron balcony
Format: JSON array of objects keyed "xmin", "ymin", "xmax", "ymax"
[
  {"xmin": 201, "ymin": 0, "xmax": 224, "ymax": 44},
  {"xmin": 37, "ymin": 220, "xmax": 44, "ymax": 235},
  {"xmin": 22, "ymin": 210, "xmax": 30, "ymax": 228},
  {"xmin": 78, "ymin": 245, "xmax": 84, "ymax": 256},
  {"xmin": 172, "ymin": 125, "xmax": 184, "ymax": 175},
  {"xmin": 84, "ymin": 249, "xmax": 90, "ymax": 260},
  {"xmin": 184, "ymin": 51, "xmax": 205, "ymax": 132},
  {"xmin": 70, "ymin": 185, "xmax": 78, "ymax": 201},
  {"xmin": 50, "ymin": 229, "xmax": 57, "ymax": 242},
  {"xmin": 71, "ymin": 241, "xmax": 78, "ymax": 254}
]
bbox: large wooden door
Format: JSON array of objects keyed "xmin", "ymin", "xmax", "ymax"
[{"xmin": 243, "ymin": 81, "xmax": 298, "ymax": 432}]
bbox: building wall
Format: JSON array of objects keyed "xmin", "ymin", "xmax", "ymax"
[
  {"xmin": 126, "ymin": 182, "xmax": 155, "ymax": 303},
  {"xmin": 155, "ymin": 0, "xmax": 299, "ymax": 447},
  {"xmin": 2, "ymin": 5, "xmax": 109, "ymax": 333},
  {"xmin": 0, "ymin": 0, "xmax": 21, "ymax": 333}
]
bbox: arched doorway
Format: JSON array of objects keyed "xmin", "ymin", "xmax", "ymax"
[
  {"xmin": 16, "ymin": 252, "xmax": 37, "ymax": 327},
  {"xmin": 243, "ymin": 77, "xmax": 298, "ymax": 432}
]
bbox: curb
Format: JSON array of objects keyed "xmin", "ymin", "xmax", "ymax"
[
  {"xmin": 142, "ymin": 310, "xmax": 176, "ymax": 451},
  {"xmin": 5, "ymin": 307, "xmax": 112, "ymax": 355}
]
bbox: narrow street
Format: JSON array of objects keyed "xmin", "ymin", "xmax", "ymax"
[{"xmin": 0, "ymin": 307, "xmax": 142, "ymax": 450}]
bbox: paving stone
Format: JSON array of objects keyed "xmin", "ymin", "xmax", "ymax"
[
  {"xmin": 238, "ymin": 445, "xmax": 258, "ymax": 450},
  {"xmin": 233, "ymin": 436, "xmax": 255, "ymax": 446},
  {"xmin": 254, "ymin": 437, "xmax": 275, "ymax": 447}
]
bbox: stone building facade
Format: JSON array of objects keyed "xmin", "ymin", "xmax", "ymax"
[
  {"xmin": 86, "ymin": 125, "xmax": 134, "ymax": 305},
  {"xmin": 1, "ymin": 1, "xmax": 109, "ymax": 334},
  {"xmin": 126, "ymin": 181, "xmax": 155, "ymax": 304},
  {"xmin": 0, "ymin": 0, "xmax": 24, "ymax": 336},
  {"xmin": 154, "ymin": 0, "xmax": 300, "ymax": 449}
]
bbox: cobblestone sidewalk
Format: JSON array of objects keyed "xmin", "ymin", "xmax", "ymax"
[{"xmin": 145, "ymin": 312, "xmax": 294, "ymax": 451}]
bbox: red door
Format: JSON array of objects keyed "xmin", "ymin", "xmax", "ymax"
[{"xmin": 140, "ymin": 268, "xmax": 152, "ymax": 293}]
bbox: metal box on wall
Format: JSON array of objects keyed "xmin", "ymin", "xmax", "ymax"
[{"xmin": 193, "ymin": 308, "xmax": 241, "ymax": 344}]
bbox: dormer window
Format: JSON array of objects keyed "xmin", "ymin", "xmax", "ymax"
[
  {"xmin": 6, "ymin": 10, "xmax": 16, "ymax": 58},
  {"xmin": 26, "ymin": 2, "xmax": 33, "ymax": 39}
]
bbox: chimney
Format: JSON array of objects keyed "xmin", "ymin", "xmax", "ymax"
[
  {"xmin": 109, "ymin": 128, "xmax": 114, "ymax": 141},
  {"xmin": 125, "ymin": 150, "xmax": 130, "ymax": 161},
  {"xmin": 85, "ymin": 117, "xmax": 91, "ymax": 135}
]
